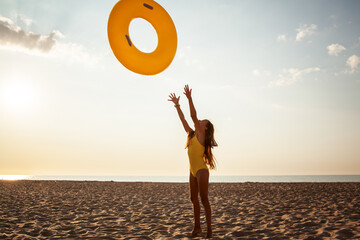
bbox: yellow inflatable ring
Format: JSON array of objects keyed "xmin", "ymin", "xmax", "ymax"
[{"xmin": 107, "ymin": 0, "xmax": 177, "ymax": 75}]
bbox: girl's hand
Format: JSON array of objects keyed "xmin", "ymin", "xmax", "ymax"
[
  {"xmin": 168, "ymin": 93, "xmax": 180, "ymax": 105},
  {"xmin": 183, "ymin": 84, "xmax": 192, "ymax": 99}
]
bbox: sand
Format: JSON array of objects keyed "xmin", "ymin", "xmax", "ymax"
[{"xmin": 0, "ymin": 181, "xmax": 359, "ymax": 239}]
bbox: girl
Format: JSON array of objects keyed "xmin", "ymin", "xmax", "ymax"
[{"xmin": 168, "ymin": 85, "xmax": 217, "ymax": 238}]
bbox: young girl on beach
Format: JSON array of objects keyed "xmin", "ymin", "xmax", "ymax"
[{"xmin": 168, "ymin": 85, "xmax": 217, "ymax": 238}]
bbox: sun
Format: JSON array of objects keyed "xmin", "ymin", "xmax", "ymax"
[
  {"xmin": 2, "ymin": 83, "xmax": 34, "ymax": 108},
  {"xmin": 1, "ymin": 76, "xmax": 36, "ymax": 111}
]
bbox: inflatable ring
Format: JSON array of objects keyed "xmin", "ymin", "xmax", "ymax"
[{"xmin": 107, "ymin": 0, "xmax": 177, "ymax": 75}]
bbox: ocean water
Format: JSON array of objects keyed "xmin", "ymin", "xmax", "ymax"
[{"xmin": 16, "ymin": 175, "xmax": 360, "ymax": 182}]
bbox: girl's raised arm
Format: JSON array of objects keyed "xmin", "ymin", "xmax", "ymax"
[
  {"xmin": 183, "ymin": 85, "xmax": 203, "ymax": 132},
  {"xmin": 168, "ymin": 93, "xmax": 193, "ymax": 133}
]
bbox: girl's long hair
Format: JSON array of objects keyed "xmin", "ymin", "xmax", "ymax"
[{"xmin": 186, "ymin": 120, "xmax": 218, "ymax": 170}]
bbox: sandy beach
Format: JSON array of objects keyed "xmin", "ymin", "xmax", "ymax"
[{"xmin": 0, "ymin": 181, "xmax": 359, "ymax": 239}]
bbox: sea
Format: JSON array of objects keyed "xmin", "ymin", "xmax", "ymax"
[{"xmin": 4, "ymin": 175, "xmax": 360, "ymax": 182}]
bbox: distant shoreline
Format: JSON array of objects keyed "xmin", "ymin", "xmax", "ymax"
[{"xmin": 2, "ymin": 175, "xmax": 359, "ymax": 183}]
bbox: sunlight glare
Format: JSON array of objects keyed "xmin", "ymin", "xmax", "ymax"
[
  {"xmin": 0, "ymin": 175, "xmax": 29, "ymax": 180},
  {"xmin": 2, "ymin": 83, "xmax": 35, "ymax": 109}
]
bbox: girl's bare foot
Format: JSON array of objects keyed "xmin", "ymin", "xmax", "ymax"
[
  {"xmin": 191, "ymin": 228, "xmax": 202, "ymax": 236},
  {"xmin": 206, "ymin": 229, "xmax": 213, "ymax": 238}
]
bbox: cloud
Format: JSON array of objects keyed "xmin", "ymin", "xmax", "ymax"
[
  {"xmin": 346, "ymin": 55, "xmax": 359, "ymax": 74},
  {"xmin": 277, "ymin": 34, "xmax": 286, "ymax": 42},
  {"xmin": 269, "ymin": 67, "xmax": 320, "ymax": 87},
  {"xmin": 0, "ymin": 15, "xmax": 99, "ymax": 66},
  {"xmin": 0, "ymin": 15, "xmax": 61, "ymax": 53},
  {"xmin": 327, "ymin": 43, "xmax": 346, "ymax": 56},
  {"xmin": 296, "ymin": 24, "xmax": 317, "ymax": 41},
  {"xmin": 252, "ymin": 69, "xmax": 260, "ymax": 76},
  {"xmin": 252, "ymin": 69, "xmax": 271, "ymax": 77},
  {"xmin": 18, "ymin": 14, "xmax": 34, "ymax": 27}
]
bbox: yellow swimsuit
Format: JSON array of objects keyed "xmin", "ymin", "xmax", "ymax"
[{"xmin": 187, "ymin": 135, "xmax": 208, "ymax": 177}]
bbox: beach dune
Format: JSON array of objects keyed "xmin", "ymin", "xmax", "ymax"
[{"xmin": 0, "ymin": 181, "xmax": 359, "ymax": 239}]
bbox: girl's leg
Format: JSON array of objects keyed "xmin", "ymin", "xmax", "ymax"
[
  {"xmin": 196, "ymin": 169, "xmax": 212, "ymax": 238},
  {"xmin": 189, "ymin": 172, "xmax": 202, "ymax": 236}
]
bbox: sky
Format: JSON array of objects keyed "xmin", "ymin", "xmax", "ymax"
[{"xmin": 0, "ymin": 0, "xmax": 359, "ymax": 176}]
